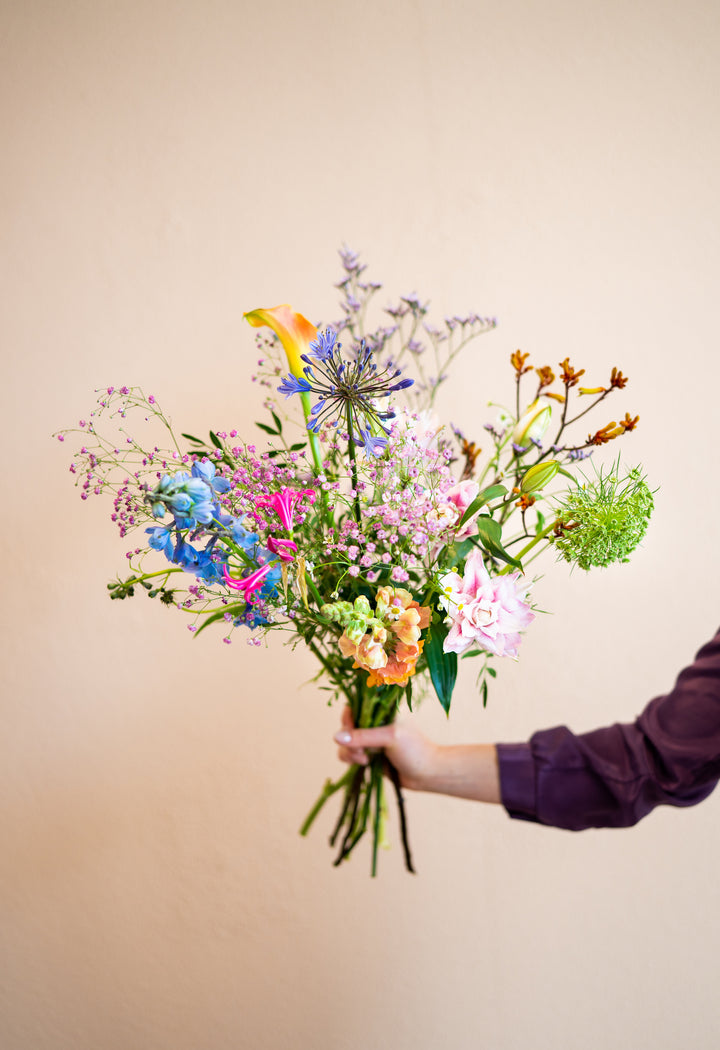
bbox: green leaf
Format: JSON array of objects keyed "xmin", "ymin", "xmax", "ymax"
[
  {"xmin": 209, "ymin": 431, "xmax": 223, "ymax": 450},
  {"xmin": 406, "ymin": 678, "xmax": 413, "ymax": 713},
  {"xmin": 193, "ymin": 604, "xmax": 243, "ymax": 638},
  {"xmin": 486, "ymin": 666, "xmax": 497, "ymax": 678},
  {"xmin": 181, "ymin": 432, "xmax": 204, "ymax": 445},
  {"xmin": 448, "ymin": 538, "xmax": 476, "ymax": 562},
  {"xmin": 255, "ymin": 421, "xmax": 279, "ymax": 436},
  {"xmin": 478, "ymin": 482, "xmax": 508, "ymax": 505},
  {"xmin": 457, "ymin": 483, "xmax": 508, "ymax": 529},
  {"xmin": 425, "ymin": 622, "xmax": 457, "ymax": 716},
  {"xmin": 473, "ymin": 516, "xmax": 523, "ymax": 570},
  {"xmin": 288, "ymin": 442, "xmax": 307, "ymax": 451},
  {"xmin": 271, "ymin": 411, "xmax": 283, "ymax": 434}
]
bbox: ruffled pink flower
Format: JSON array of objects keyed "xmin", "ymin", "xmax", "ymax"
[
  {"xmin": 438, "ymin": 549, "xmax": 534, "ymax": 658},
  {"xmin": 444, "ymin": 480, "xmax": 480, "ymax": 540}
]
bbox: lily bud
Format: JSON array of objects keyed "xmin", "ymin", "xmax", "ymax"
[
  {"xmin": 512, "ymin": 398, "xmax": 552, "ymax": 447},
  {"xmin": 520, "ymin": 460, "xmax": 560, "ymax": 494}
]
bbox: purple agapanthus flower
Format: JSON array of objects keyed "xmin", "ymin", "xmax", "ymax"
[
  {"xmin": 278, "ymin": 374, "xmax": 313, "ymax": 399},
  {"xmin": 277, "ymin": 330, "xmax": 413, "ymax": 452}
]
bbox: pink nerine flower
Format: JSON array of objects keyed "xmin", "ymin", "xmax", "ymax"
[
  {"xmin": 256, "ymin": 487, "xmax": 316, "ymax": 531},
  {"xmin": 223, "ymin": 563, "xmax": 273, "ymax": 599},
  {"xmin": 438, "ymin": 549, "xmax": 534, "ymax": 658}
]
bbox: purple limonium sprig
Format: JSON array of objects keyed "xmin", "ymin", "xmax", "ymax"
[{"xmin": 277, "ymin": 328, "xmax": 413, "ymax": 456}]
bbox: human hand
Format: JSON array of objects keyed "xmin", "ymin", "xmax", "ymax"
[
  {"xmin": 334, "ymin": 708, "xmax": 502, "ymax": 804},
  {"xmin": 333, "ymin": 707, "xmax": 440, "ymax": 792}
]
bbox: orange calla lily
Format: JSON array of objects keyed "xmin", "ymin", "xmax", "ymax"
[{"xmin": 244, "ymin": 304, "xmax": 317, "ymax": 378}]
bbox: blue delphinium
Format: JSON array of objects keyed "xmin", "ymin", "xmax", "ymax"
[
  {"xmin": 191, "ymin": 459, "xmax": 230, "ymax": 495},
  {"xmin": 149, "ymin": 472, "xmax": 215, "ymax": 526},
  {"xmin": 146, "ymin": 525, "xmax": 174, "ymax": 559},
  {"xmin": 148, "ymin": 459, "xmax": 229, "ymax": 528},
  {"xmin": 146, "ymin": 507, "xmax": 265, "ymax": 585}
]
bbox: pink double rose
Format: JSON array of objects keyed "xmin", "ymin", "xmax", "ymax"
[{"xmin": 438, "ymin": 549, "xmax": 534, "ymax": 659}]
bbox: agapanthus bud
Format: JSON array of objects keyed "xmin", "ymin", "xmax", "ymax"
[
  {"xmin": 520, "ymin": 460, "xmax": 560, "ymax": 494},
  {"xmin": 512, "ymin": 399, "xmax": 552, "ymax": 448}
]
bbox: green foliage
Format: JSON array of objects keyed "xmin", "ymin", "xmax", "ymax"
[
  {"xmin": 553, "ymin": 463, "xmax": 654, "ymax": 570},
  {"xmin": 457, "ymin": 483, "xmax": 507, "ymax": 529},
  {"xmin": 425, "ymin": 620, "xmax": 457, "ymax": 715},
  {"xmin": 473, "ymin": 516, "xmax": 523, "ymax": 570}
]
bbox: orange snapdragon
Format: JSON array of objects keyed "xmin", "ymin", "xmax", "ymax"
[{"xmin": 338, "ymin": 587, "xmax": 431, "ymax": 688}]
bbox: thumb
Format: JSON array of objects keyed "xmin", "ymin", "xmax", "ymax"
[{"xmin": 334, "ymin": 725, "xmax": 398, "ymax": 749}]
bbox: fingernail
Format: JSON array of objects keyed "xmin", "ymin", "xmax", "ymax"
[{"xmin": 334, "ymin": 731, "xmax": 352, "ymax": 744}]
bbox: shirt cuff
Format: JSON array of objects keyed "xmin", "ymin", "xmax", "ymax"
[{"xmin": 496, "ymin": 742, "xmax": 539, "ymax": 822}]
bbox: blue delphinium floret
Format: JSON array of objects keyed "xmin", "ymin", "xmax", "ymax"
[
  {"xmin": 191, "ymin": 459, "xmax": 230, "ymax": 495},
  {"xmin": 145, "ymin": 525, "xmax": 174, "ymax": 559},
  {"xmin": 148, "ymin": 458, "xmax": 232, "ymax": 528}
]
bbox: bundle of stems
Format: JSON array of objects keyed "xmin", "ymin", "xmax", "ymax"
[{"xmin": 300, "ymin": 678, "xmax": 414, "ymax": 876}]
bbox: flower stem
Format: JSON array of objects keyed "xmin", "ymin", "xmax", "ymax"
[
  {"xmin": 299, "ymin": 391, "xmax": 323, "ymax": 475},
  {"xmin": 345, "ymin": 408, "xmax": 362, "ymax": 524},
  {"xmin": 385, "ymin": 758, "xmax": 415, "ymax": 873},
  {"xmin": 498, "ymin": 519, "xmax": 557, "ymax": 573},
  {"xmin": 371, "ymin": 762, "xmax": 383, "ymax": 877},
  {"xmin": 299, "ymin": 767, "xmax": 354, "ymax": 837}
]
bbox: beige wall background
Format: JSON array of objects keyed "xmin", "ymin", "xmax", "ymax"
[{"xmin": 3, "ymin": 1, "xmax": 720, "ymax": 1047}]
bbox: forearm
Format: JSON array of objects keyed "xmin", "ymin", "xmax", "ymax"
[
  {"xmin": 411, "ymin": 743, "xmax": 502, "ymax": 804},
  {"xmin": 335, "ymin": 720, "xmax": 503, "ymax": 804}
]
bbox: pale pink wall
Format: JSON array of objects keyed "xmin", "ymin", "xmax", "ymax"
[{"xmin": 4, "ymin": 1, "xmax": 720, "ymax": 1048}]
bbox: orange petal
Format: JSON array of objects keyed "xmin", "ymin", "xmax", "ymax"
[{"xmin": 244, "ymin": 305, "xmax": 317, "ymax": 378}]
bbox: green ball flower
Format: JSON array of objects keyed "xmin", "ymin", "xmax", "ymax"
[{"xmin": 553, "ymin": 464, "xmax": 654, "ymax": 571}]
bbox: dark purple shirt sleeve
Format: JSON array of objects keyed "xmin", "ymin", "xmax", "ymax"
[{"xmin": 497, "ymin": 629, "xmax": 720, "ymax": 830}]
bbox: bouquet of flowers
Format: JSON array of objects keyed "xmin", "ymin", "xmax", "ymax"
[{"xmin": 59, "ymin": 248, "xmax": 653, "ymax": 874}]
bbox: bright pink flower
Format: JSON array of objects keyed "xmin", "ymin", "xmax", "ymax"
[
  {"xmin": 267, "ymin": 536, "xmax": 298, "ymax": 562},
  {"xmin": 223, "ymin": 563, "xmax": 273, "ymax": 599},
  {"xmin": 438, "ymin": 549, "xmax": 534, "ymax": 659},
  {"xmin": 256, "ymin": 487, "xmax": 316, "ymax": 531}
]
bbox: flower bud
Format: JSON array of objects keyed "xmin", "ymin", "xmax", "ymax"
[
  {"xmin": 353, "ymin": 595, "xmax": 372, "ymax": 617},
  {"xmin": 520, "ymin": 460, "xmax": 560, "ymax": 494},
  {"xmin": 512, "ymin": 399, "xmax": 552, "ymax": 447},
  {"xmin": 320, "ymin": 600, "xmax": 352, "ymax": 623},
  {"xmin": 345, "ymin": 617, "xmax": 368, "ymax": 645}
]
